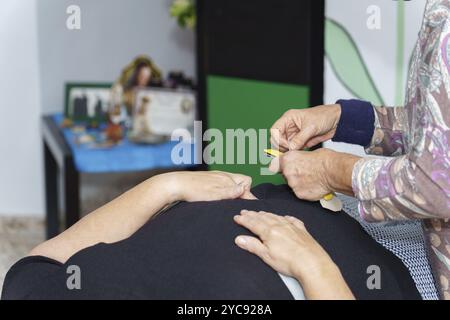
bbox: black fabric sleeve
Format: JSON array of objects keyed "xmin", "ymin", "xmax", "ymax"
[{"xmin": 1, "ymin": 256, "xmax": 62, "ymax": 300}]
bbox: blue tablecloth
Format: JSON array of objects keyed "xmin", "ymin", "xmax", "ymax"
[{"xmin": 53, "ymin": 114, "xmax": 197, "ymax": 173}]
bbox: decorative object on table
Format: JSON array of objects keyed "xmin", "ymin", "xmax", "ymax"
[
  {"xmin": 111, "ymin": 55, "xmax": 163, "ymax": 117},
  {"xmin": 128, "ymin": 88, "xmax": 196, "ymax": 144},
  {"xmin": 128, "ymin": 95, "xmax": 162, "ymax": 144},
  {"xmin": 165, "ymin": 71, "xmax": 195, "ymax": 90},
  {"xmin": 105, "ymin": 104, "xmax": 125, "ymax": 144},
  {"xmin": 170, "ymin": 0, "xmax": 196, "ymax": 29},
  {"xmin": 71, "ymin": 125, "xmax": 86, "ymax": 134},
  {"xmin": 72, "ymin": 131, "xmax": 116, "ymax": 150},
  {"xmin": 64, "ymin": 82, "xmax": 113, "ymax": 124},
  {"xmin": 75, "ymin": 133, "xmax": 95, "ymax": 145},
  {"xmin": 60, "ymin": 118, "xmax": 74, "ymax": 128}
]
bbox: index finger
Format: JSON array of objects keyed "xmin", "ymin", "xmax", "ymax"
[{"xmin": 233, "ymin": 210, "xmax": 279, "ymax": 238}]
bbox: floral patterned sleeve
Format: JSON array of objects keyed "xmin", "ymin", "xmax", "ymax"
[
  {"xmin": 353, "ymin": 155, "xmax": 450, "ymax": 299},
  {"xmin": 352, "ymin": 1, "xmax": 450, "ymax": 298},
  {"xmin": 352, "ymin": 155, "xmax": 449, "ymax": 222},
  {"xmin": 365, "ymin": 106, "xmax": 409, "ymax": 156}
]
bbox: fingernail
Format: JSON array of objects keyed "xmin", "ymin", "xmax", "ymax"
[
  {"xmin": 241, "ymin": 209, "xmax": 249, "ymax": 214},
  {"xmin": 236, "ymin": 237, "xmax": 247, "ymax": 245}
]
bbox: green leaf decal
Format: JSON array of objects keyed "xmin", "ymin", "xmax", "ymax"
[{"xmin": 325, "ymin": 19, "xmax": 385, "ymax": 106}]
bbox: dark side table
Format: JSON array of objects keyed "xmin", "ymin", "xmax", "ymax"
[
  {"xmin": 42, "ymin": 114, "xmax": 198, "ymax": 239},
  {"xmin": 42, "ymin": 115, "xmax": 80, "ymax": 239}
]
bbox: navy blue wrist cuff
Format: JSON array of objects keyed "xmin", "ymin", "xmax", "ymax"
[{"xmin": 332, "ymin": 99, "xmax": 375, "ymax": 147}]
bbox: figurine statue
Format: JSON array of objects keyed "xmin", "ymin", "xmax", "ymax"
[{"xmin": 111, "ymin": 55, "xmax": 162, "ymax": 116}]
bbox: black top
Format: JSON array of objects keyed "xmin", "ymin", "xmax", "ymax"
[{"xmin": 1, "ymin": 184, "xmax": 421, "ymax": 300}]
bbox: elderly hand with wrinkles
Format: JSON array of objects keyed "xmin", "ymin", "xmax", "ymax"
[{"xmin": 269, "ymin": 105, "xmax": 361, "ymax": 201}]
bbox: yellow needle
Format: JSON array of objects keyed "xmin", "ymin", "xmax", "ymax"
[
  {"xmin": 264, "ymin": 149, "xmax": 283, "ymax": 158},
  {"xmin": 323, "ymin": 193, "xmax": 334, "ymax": 201}
]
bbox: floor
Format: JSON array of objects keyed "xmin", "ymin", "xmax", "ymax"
[{"xmin": 0, "ymin": 216, "xmax": 45, "ymax": 290}]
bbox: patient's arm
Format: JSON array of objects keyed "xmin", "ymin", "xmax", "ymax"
[
  {"xmin": 234, "ymin": 210, "xmax": 354, "ymax": 300},
  {"xmin": 30, "ymin": 171, "xmax": 255, "ymax": 263}
]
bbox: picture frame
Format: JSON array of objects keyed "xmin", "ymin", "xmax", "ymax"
[
  {"xmin": 129, "ymin": 87, "xmax": 196, "ymax": 143},
  {"xmin": 64, "ymin": 82, "xmax": 113, "ymax": 123}
]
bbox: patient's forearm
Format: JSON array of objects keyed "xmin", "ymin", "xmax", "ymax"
[
  {"xmin": 29, "ymin": 171, "xmax": 253, "ymax": 263},
  {"xmin": 29, "ymin": 174, "xmax": 177, "ymax": 263},
  {"xmin": 297, "ymin": 263, "xmax": 355, "ymax": 300}
]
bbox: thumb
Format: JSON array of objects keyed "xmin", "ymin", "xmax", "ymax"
[
  {"xmin": 289, "ymin": 127, "xmax": 315, "ymax": 150},
  {"xmin": 235, "ymin": 181, "xmax": 258, "ymax": 200},
  {"xmin": 268, "ymin": 157, "xmax": 281, "ymax": 173},
  {"xmin": 226, "ymin": 183, "xmax": 245, "ymax": 199},
  {"xmin": 226, "ymin": 174, "xmax": 257, "ymax": 200},
  {"xmin": 240, "ymin": 189, "xmax": 258, "ymax": 200}
]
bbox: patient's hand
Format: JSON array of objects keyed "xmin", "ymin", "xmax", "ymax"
[
  {"xmin": 164, "ymin": 171, "xmax": 257, "ymax": 202},
  {"xmin": 234, "ymin": 210, "xmax": 354, "ymax": 300},
  {"xmin": 233, "ymin": 210, "xmax": 332, "ymax": 279}
]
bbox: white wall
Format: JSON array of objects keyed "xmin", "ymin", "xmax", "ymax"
[
  {"xmin": 0, "ymin": 0, "xmax": 195, "ymax": 216},
  {"xmin": 0, "ymin": 0, "xmax": 43, "ymax": 216},
  {"xmin": 324, "ymin": 0, "xmax": 426, "ymax": 156},
  {"xmin": 37, "ymin": 0, "xmax": 196, "ymax": 114}
]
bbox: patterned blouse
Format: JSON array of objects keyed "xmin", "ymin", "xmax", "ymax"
[{"xmin": 347, "ymin": 0, "xmax": 450, "ymax": 299}]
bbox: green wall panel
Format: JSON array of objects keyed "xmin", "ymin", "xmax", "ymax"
[{"xmin": 207, "ymin": 76, "xmax": 309, "ymax": 186}]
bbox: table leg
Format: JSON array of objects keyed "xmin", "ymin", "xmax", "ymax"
[
  {"xmin": 44, "ymin": 141, "xmax": 59, "ymax": 239},
  {"xmin": 63, "ymin": 159, "xmax": 80, "ymax": 229}
]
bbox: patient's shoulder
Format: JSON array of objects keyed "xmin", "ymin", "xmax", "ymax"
[{"xmin": 1, "ymin": 256, "xmax": 62, "ymax": 300}]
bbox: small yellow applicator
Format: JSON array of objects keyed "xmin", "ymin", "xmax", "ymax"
[{"xmin": 264, "ymin": 149, "xmax": 343, "ymax": 212}]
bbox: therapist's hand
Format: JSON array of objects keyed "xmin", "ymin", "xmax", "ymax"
[
  {"xmin": 270, "ymin": 104, "xmax": 341, "ymax": 151},
  {"xmin": 165, "ymin": 171, "xmax": 257, "ymax": 202},
  {"xmin": 271, "ymin": 149, "xmax": 332, "ymax": 201},
  {"xmin": 269, "ymin": 148, "xmax": 360, "ymax": 200}
]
